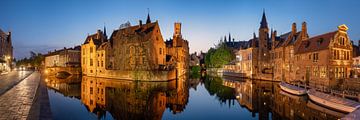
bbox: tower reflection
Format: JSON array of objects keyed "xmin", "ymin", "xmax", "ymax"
[{"xmin": 80, "ymin": 75, "xmax": 189, "ymax": 120}]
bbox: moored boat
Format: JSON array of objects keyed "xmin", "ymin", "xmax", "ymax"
[
  {"xmin": 307, "ymin": 89, "xmax": 360, "ymax": 113},
  {"xmin": 307, "ymin": 100, "xmax": 346, "ymax": 118},
  {"xmin": 279, "ymin": 82, "xmax": 307, "ymax": 95}
]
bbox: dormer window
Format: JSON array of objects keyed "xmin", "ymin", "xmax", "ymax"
[
  {"xmin": 317, "ymin": 38, "xmax": 324, "ymax": 46},
  {"xmin": 305, "ymin": 41, "xmax": 310, "ymax": 48}
]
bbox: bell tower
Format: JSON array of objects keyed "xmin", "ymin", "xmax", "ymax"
[
  {"xmin": 173, "ymin": 22, "xmax": 182, "ymax": 47},
  {"xmin": 174, "ymin": 22, "xmax": 182, "ymax": 38},
  {"xmin": 257, "ymin": 10, "xmax": 270, "ymax": 74},
  {"xmin": 258, "ymin": 10, "xmax": 269, "ymax": 59}
]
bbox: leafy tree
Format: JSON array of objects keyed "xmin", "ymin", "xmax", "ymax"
[
  {"xmin": 16, "ymin": 51, "xmax": 44, "ymax": 68},
  {"xmin": 205, "ymin": 43, "xmax": 235, "ymax": 68}
]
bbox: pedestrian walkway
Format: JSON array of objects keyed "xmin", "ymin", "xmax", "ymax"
[
  {"xmin": 0, "ymin": 71, "xmax": 33, "ymax": 95},
  {"xmin": 0, "ymin": 72, "xmax": 41, "ymax": 120}
]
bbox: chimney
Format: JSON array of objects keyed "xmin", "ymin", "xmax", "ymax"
[
  {"xmin": 97, "ymin": 29, "xmax": 101, "ymax": 39},
  {"xmin": 292, "ymin": 23, "xmax": 297, "ymax": 34},
  {"xmin": 301, "ymin": 22, "xmax": 308, "ymax": 40},
  {"xmin": 274, "ymin": 30, "xmax": 277, "ymax": 37},
  {"xmin": 139, "ymin": 20, "xmax": 143, "ymax": 26}
]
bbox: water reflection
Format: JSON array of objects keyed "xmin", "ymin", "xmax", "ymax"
[
  {"xmin": 45, "ymin": 74, "xmax": 346, "ymax": 120},
  {"xmin": 80, "ymin": 75, "xmax": 189, "ymax": 120},
  {"xmin": 45, "ymin": 75, "xmax": 81, "ymax": 99}
]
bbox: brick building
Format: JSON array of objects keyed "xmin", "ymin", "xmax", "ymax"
[
  {"xmin": 229, "ymin": 11, "xmax": 353, "ymax": 89},
  {"xmin": 81, "ymin": 14, "xmax": 189, "ymax": 80},
  {"xmin": 0, "ymin": 28, "xmax": 13, "ymax": 71}
]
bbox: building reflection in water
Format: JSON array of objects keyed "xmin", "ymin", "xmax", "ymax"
[
  {"xmin": 44, "ymin": 73, "xmax": 347, "ymax": 120},
  {"xmin": 222, "ymin": 77, "xmax": 345, "ymax": 120},
  {"xmin": 45, "ymin": 75, "xmax": 82, "ymax": 99},
  {"xmin": 80, "ymin": 75, "xmax": 189, "ymax": 120}
]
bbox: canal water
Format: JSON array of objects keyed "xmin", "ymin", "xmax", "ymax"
[{"xmin": 44, "ymin": 74, "xmax": 346, "ymax": 120}]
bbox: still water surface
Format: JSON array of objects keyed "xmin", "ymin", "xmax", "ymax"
[{"xmin": 44, "ymin": 74, "xmax": 345, "ymax": 120}]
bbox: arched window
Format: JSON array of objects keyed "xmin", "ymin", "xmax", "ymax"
[{"xmin": 129, "ymin": 46, "xmax": 135, "ymax": 65}]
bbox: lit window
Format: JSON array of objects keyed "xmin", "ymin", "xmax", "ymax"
[
  {"xmin": 90, "ymin": 87, "xmax": 93, "ymax": 94},
  {"xmin": 90, "ymin": 59, "xmax": 93, "ymax": 66},
  {"xmin": 320, "ymin": 67, "xmax": 326, "ymax": 78}
]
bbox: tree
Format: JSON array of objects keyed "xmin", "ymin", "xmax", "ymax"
[
  {"xmin": 16, "ymin": 51, "xmax": 44, "ymax": 68},
  {"xmin": 205, "ymin": 43, "xmax": 235, "ymax": 68}
]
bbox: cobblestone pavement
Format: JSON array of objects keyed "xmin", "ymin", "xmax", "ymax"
[
  {"xmin": 28, "ymin": 74, "xmax": 52, "ymax": 120},
  {"xmin": 0, "ymin": 72, "xmax": 40, "ymax": 120},
  {"xmin": 0, "ymin": 71, "xmax": 33, "ymax": 95}
]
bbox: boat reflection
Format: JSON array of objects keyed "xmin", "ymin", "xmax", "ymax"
[{"xmin": 222, "ymin": 78, "xmax": 345, "ymax": 120}]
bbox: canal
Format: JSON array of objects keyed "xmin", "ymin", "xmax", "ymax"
[{"xmin": 43, "ymin": 74, "xmax": 345, "ymax": 120}]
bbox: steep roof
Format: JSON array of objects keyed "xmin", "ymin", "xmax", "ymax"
[
  {"xmin": 83, "ymin": 31, "xmax": 107, "ymax": 46},
  {"xmin": 296, "ymin": 31, "xmax": 337, "ymax": 54},
  {"xmin": 98, "ymin": 42, "xmax": 109, "ymax": 50},
  {"xmin": 110, "ymin": 21, "xmax": 158, "ymax": 39},
  {"xmin": 110, "ymin": 22, "xmax": 158, "ymax": 45},
  {"xmin": 273, "ymin": 31, "xmax": 302, "ymax": 48},
  {"xmin": 260, "ymin": 11, "xmax": 268, "ymax": 29}
]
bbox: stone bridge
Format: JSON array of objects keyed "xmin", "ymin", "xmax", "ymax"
[{"xmin": 45, "ymin": 67, "xmax": 81, "ymax": 76}]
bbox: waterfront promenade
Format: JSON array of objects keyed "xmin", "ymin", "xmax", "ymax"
[{"xmin": 0, "ymin": 71, "xmax": 51, "ymax": 120}]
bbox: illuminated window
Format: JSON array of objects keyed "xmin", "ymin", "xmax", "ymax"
[
  {"xmin": 90, "ymin": 87, "xmax": 93, "ymax": 94},
  {"xmin": 90, "ymin": 59, "xmax": 93, "ymax": 66},
  {"xmin": 320, "ymin": 67, "xmax": 326, "ymax": 78},
  {"xmin": 90, "ymin": 47, "xmax": 93, "ymax": 53},
  {"xmin": 313, "ymin": 53, "xmax": 319, "ymax": 62},
  {"xmin": 313, "ymin": 66, "xmax": 318, "ymax": 77}
]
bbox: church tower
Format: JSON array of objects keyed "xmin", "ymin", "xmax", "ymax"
[
  {"xmin": 257, "ymin": 10, "xmax": 270, "ymax": 73},
  {"xmin": 258, "ymin": 10, "xmax": 269, "ymax": 60},
  {"xmin": 146, "ymin": 12, "xmax": 151, "ymax": 24},
  {"xmin": 173, "ymin": 22, "xmax": 182, "ymax": 47}
]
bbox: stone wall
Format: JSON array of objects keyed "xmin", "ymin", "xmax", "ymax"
[{"xmin": 84, "ymin": 69, "xmax": 177, "ymax": 81}]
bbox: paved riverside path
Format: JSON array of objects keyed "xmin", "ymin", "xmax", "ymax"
[
  {"xmin": 0, "ymin": 71, "xmax": 41, "ymax": 120},
  {"xmin": 0, "ymin": 71, "xmax": 33, "ymax": 95}
]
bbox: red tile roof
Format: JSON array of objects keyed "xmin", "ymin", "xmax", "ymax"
[{"xmin": 296, "ymin": 31, "xmax": 337, "ymax": 54}]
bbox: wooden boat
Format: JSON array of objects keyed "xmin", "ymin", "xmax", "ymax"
[
  {"xmin": 341, "ymin": 108, "xmax": 360, "ymax": 120},
  {"xmin": 279, "ymin": 82, "xmax": 307, "ymax": 95},
  {"xmin": 307, "ymin": 89, "xmax": 360, "ymax": 113},
  {"xmin": 279, "ymin": 91, "xmax": 303, "ymax": 101},
  {"xmin": 307, "ymin": 100, "xmax": 346, "ymax": 118}
]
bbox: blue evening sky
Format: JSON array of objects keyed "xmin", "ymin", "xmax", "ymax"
[{"xmin": 1, "ymin": 0, "xmax": 360, "ymax": 59}]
